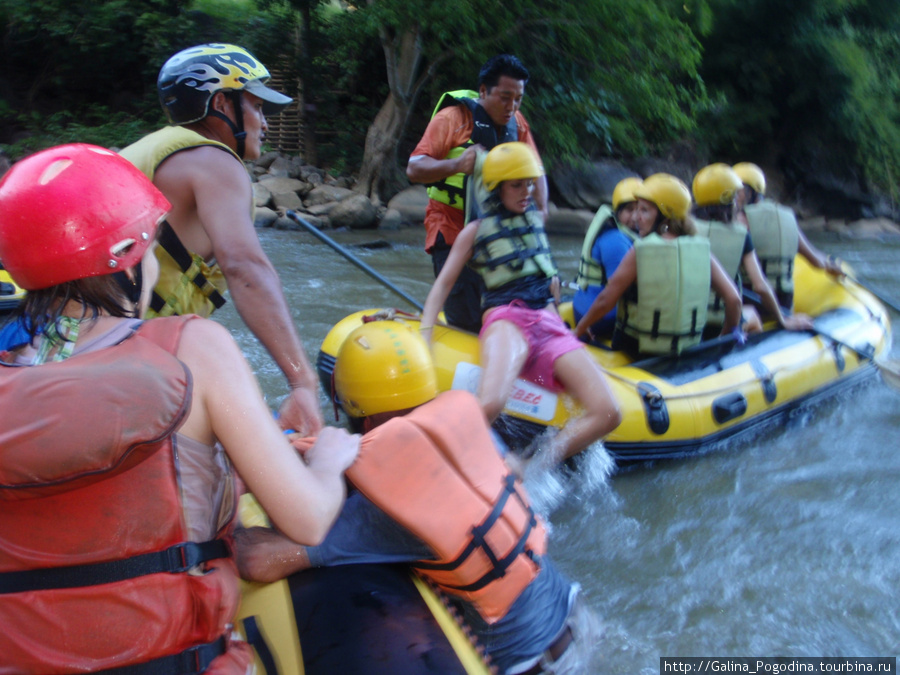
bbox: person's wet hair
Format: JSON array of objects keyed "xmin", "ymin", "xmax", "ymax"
[
  {"xmin": 15, "ymin": 275, "xmax": 135, "ymax": 341},
  {"xmin": 479, "ymin": 54, "xmax": 529, "ymax": 90}
]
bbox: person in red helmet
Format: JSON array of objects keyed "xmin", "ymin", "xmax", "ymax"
[
  {"xmin": 0, "ymin": 144, "xmax": 358, "ymax": 674},
  {"xmin": 120, "ymin": 43, "xmax": 324, "ymax": 437}
]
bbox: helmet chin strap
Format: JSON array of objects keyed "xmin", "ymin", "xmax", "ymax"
[
  {"xmin": 112, "ymin": 263, "xmax": 143, "ymax": 313},
  {"xmin": 206, "ymin": 91, "xmax": 247, "ymax": 158}
]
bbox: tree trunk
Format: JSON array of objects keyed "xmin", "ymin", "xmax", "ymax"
[
  {"xmin": 355, "ymin": 93, "xmax": 409, "ymax": 203},
  {"xmin": 355, "ymin": 19, "xmax": 424, "ymax": 203}
]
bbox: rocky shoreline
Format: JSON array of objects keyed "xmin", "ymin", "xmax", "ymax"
[{"xmin": 249, "ymin": 151, "xmax": 900, "ymax": 240}]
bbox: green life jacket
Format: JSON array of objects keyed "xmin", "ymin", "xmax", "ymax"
[
  {"xmin": 693, "ymin": 218, "xmax": 746, "ymax": 327},
  {"xmin": 616, "ymin": 234, "xmax": 710, "ymax": 355},
  {"xmin": 426, "ymin": 90, "xmax": 518, "ymax": 222},
  {"xmin": 744, "ymin": 200, "xmax": 800, "ymax": 298},
  {"xmin": 618, "ymin": 222, "xmax": 639, "ymax": 243},
  {"xmin": 469, "ymin": 210, "xmax": 558, "ymax": 290},
  {"xmin": 575, "ymin": 204, "xmax": 618, "ymax": 290}
]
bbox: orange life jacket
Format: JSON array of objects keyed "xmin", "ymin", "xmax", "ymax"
[
  {"xmin": 0, "ymin": 316, "xmax": 247, "ymax": 674},
  {"xmin": 346, "ymin": 390, "xmax": 546, "ymax": 624}
]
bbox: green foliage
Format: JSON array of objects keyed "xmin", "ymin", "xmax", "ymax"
[
  {"xmin": 0, "ymin": 0, "xmax": 295, "ymax": 153},
  {"xmin": 320, "ymin": 0, "xmax": 709, "ymax": 168},
  {"xmin": 4, "ymin": 0, "xmax": 900, "ymax": 209},
  {"xmin": 698, "ymin": 0, "xmax": 900, "ymax": 200},
  {"xmin": 1, "ymin": 109, "xmax": 163, "ymax": 161}
]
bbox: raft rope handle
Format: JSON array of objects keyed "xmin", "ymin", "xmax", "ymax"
[{"xmin": 595, "ymin": 341, "xmax": 853, "ymax": 403}]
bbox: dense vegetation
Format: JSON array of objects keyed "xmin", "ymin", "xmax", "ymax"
[{"xmin": 2, "ymin": 0, "xmax": 899, "ymax": 211}]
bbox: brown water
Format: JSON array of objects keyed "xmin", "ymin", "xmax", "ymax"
[{"xmin": 215, "ymin": 226, "xmax": 900, "ymax": 673}]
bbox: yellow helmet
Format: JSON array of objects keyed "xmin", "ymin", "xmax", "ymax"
[
  {"xmin": 692, "ymin": 163, "xmax": 743, "ymax": 207},
  {"xmin": 633, "ymin": 173, "xmax": 692, "ymax": 221},
  {"xmin": 333, "ymin": 321, "xmax": 438, "ymax": 418},
  {"xmin": 482, "ymin": 142, "xmax": 544, "ymax": 192},
  {"xmin": 612, "ymin": 177, "xmax": 643, "ymax": 211},
  {"xmin": 732, "ymin": 162, "xmax": 766, "ymax": 195}
]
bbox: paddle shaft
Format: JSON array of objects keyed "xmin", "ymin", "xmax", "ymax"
[
  {"xmin": 286, "ymin": 211, "xmax": 424, "ymax": 311},
  {"xmin": 812, "ymin": 328, "xmax": 875, "ymax": 362},
  {"xmin": 741, "ymin": 287, "xmax": 900, "ymax": 384},
  {"xmin": 842, "ymin": 273, "xmax": 900, "ymax": 313}
]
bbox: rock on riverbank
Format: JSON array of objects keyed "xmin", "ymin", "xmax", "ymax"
[{"xmin": 249, "ymin": 151, "xmax": 900, "ymax": 239}]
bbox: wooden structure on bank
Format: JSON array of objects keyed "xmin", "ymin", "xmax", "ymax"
[{"xmin": 264, "ymin": 67, "xmax": 303, "ymax": 156}]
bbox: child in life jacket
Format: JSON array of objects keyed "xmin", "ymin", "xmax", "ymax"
[
  {"xmin": 235, "ymin": 320, "xmax": 600, "ymax": 675},
  {"xmin": 419, "ymin": 142, "xmax": 621, "ymax": 463}
]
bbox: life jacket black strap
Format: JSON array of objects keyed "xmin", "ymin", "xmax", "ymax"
[
  {"xmin": 425, "ymin": 94, "xmax": 517, "ymax": 201},
  {"xmin": 151, "ymin": 221, "xmax": 227, "ymax": 314},
  {"xmin": 0, "ymin": 539, "xmax": 230, "ymax": 595},
  {"xmin": 415, "ymin": 474, "xmax": 540, "ymax": 592},
  {"xmin": 92, "ymin": 636, "xmax": 227, "ymax": 675},
  {"xmin": 471, "ymin": 217, "xmax": 553, "ymax": 273},
  {"xmin": 626, "ymin": 323, "xmax": 703, "ymax": 340},
  {"xmin": 242, "ymin": 615, "xmax": 280, "ymax": 675}
]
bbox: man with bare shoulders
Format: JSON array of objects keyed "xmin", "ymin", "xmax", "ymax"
[
  {"xmin": 121, "ymin": 43, "xmax": 323, "ymax": 435},
  {"xmin": 406, "ymin": 54, "xmax": 549, "ymax": 333}
]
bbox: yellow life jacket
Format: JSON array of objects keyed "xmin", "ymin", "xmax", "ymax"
[
  {"xmin": 744, "ymin": 200, "xmax": 800, "ymax": 299},
  {"xmin": 693, "ymin": 218, "xmax": 746, "ymax": 327},
  {"xmin": 426, "ymin": 90, "xmax": 518, "ymax": 219},
  {"xmin": 346, "ymin": 390, "xmax": 546, "ymax": 624},
  {"xmin": 575, "ymin": 204, "xmax": 618, "ymax": 290},
  {"xmin": 616, "ymin": 234, "xmax": 710, "ymax": 355},
  {"xmin": 147, "ymin": 223, "xmax": 228, "ymax": 318},
  {"xmin": 120, "ymin": 126, "xmax": 246, "ymax": 318},
  {"xmin": 469, "ymin": 210, "xmax": 558, "ymax": 290}
]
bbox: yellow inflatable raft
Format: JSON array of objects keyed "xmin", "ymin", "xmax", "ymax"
[
  {"xmin": 0, "ymin": 262, "xmax": 25, "ymax": 315},
  {"xmin": 317, "ymin": 257, "xmax": 892, "ymax": 463},
  {"xmin": 235, "ymin": 494, "xmax": 492, "ymax": 675}
]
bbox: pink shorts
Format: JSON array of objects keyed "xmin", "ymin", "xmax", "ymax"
[{"xmin": 480, "ymin": 302, "xmax": 585, "ymax": 392}]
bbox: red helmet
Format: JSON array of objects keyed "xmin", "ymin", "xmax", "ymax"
[{"xmin": 0, "ymin": 144, "xmax": 170, "ymax": 290}]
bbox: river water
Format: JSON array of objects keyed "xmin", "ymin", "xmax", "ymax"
[{"xmin": 215, "ymin": 225, "xmax": 900, "ymax": 673}]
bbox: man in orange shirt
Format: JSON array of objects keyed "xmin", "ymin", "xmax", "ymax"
[{"xmin": 406, "ymin": 54, "xmax": 548, "ymax": 333}]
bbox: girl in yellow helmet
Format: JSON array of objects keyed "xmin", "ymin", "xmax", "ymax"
[
  {"xmin": 420, "ymin": 142, "xmax": 621, "ymax": 463},
  {"xmin": 574, "ymin": 173, "xmax": 744, "ymax": 355}
]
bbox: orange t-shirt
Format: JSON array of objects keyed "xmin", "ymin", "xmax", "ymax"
[{"xmin": 409, "ymin": 104, "xmax": 542, "ymax": 252}]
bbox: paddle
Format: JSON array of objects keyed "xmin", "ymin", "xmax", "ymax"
[
  {"xmin": 839, "ymin": 272, "xmax": 900, "ymax": 314},
  {"xmin": 812, "ymin": 328, "xmax": 900, "ymax": 389},
  {"xmin": 286, "ymin": 210, "xmax": 424, "ymax": 312},
  {"xmin": 740, "ymin": 287, "xmax": 900, "ymax": 387}
]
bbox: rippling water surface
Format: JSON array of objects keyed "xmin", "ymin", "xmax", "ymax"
[{"xmin": 215, "ymin": 225, "xmax": 900, "ymax": 673}]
